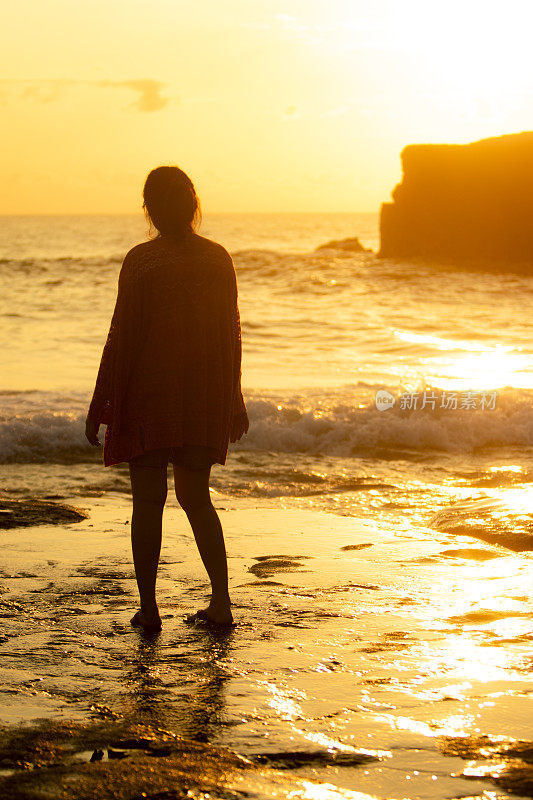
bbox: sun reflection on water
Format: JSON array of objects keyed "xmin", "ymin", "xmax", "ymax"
[{"xmin": 393, "ymin": 329, "xmax": 533, "ymax": 390}]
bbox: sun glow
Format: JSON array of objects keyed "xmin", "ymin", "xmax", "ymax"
[
  {"xmin": 436, "ymin": 350, "xmax": 533, "ymax": 391},
  {"xmin": 329, "ymin": 0, "xmax": 532, "ymax": 138},
  {"xmin": 2, "ymin": 1, "xmax": 532, "ymax": 212}
]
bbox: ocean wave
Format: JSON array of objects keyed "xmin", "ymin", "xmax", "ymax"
[
  {"xmin": 1, "ymin": 387, "xmax": 532, "ymax": 464},
  {"xmin": 231, "ymin": 248, "xmax": 371, "ymax": 277},
  {"xmin": 0, "ymin": 410, "xmax": 94, "ymax": 464},
  {"xmin": 429, "ymin": 495, "xmax": 533, "ymax": 553},
  {"xmin": 0, "ymin": 254, "xmax": 123, "ymax": 273},
  {"xmin": 239, "ymin": 392, "xmax": 533, "ymax": 456}
]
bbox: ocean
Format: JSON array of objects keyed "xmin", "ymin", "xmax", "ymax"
[
  {"xmin": 1, "ymin": 213, "xmax": 533, "ymax": 799},
  {"xmin": 2, "ymin": 213, "xmax": 532, "ymax": 548}
]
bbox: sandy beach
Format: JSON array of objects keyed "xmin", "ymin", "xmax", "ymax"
[{"xmin": 0, "ymin": 493, "xmax": 532, "ymax": 799}]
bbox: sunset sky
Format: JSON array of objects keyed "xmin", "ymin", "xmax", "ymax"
[{"xmin": 2, "ymin": 0, "xmax": 532, "ymax": 213}]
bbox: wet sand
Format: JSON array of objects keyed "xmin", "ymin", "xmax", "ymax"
[{"xmin": 0, "ymin": 495, "xmax": 532, "ymax": 799}]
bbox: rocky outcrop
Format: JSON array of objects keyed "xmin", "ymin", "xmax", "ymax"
[
  {"xmin": 379, "ymin": 131, "xmax": 533, "ymax": 262},
  {"xmin": 315, "ymin": 237, "xmax": 369, "ymax": 253}
]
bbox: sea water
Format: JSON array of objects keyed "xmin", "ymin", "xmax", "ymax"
[{"xmin": 1, "ymin": 212, "xmax": 532, "ymax": 549}]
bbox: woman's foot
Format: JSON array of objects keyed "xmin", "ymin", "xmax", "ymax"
[
  {"xmin": 186, "ymin": 599, "xmax": 234, "ymax": 627},
  {"xmin": 130, "ymin": 610, "xmax": 162, "ymax": 632}
]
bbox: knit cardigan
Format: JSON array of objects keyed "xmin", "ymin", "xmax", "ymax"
[{"xmin": 87, "ymin": 234, "xmax": 247, "ymax": 467}]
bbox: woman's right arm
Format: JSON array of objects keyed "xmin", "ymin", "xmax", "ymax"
[
  {"xmin": 86, "ymin": 249, "xmax": 145, "ymax": 429},
  {"xmin": 86, "ymin": 303, "xmax": 119, "ymax": 427}
]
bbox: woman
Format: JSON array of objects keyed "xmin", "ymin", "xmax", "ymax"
[{"xmin": 85, "ymin": 166, "xmax": 249, "ymax": 632}]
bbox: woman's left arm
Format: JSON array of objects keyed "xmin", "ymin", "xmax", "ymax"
[{"xmin": 225, "ymin": 255, "xmax": 249, "ymax": 441}]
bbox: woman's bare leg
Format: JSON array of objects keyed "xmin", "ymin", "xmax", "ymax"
[
  {"xmin": 128, "ymin": 462, "xmax": 168, "ymax": 629},
  {"xmin": 173, "ymin": 464, "xmax": 233, "ymax": 624}
]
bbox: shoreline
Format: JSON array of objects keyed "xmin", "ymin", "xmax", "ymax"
[{"xmin": 0, "ymin": 497, "xmax": 532, "ymax": 798}]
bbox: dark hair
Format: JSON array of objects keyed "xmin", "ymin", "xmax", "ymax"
[{"xmin": 142, "ymin": 165, "xmax": 201, "ymax": 239}]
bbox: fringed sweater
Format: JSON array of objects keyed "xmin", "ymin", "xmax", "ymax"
[{"xmin": 87, "ymin": 233, "xmax": 247, "ymax": 467}]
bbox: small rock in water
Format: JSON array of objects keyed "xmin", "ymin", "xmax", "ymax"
[
  {"xmin": 107, "ymin": 747, "xmax": 128, "ymax": 759},
  {"xmin": 340, "ymin": 543, "xmax": 373, "ymax": 551},
  {"xmin": 111, "ymin": 737, "xmax": 154, "ymax": 750},
  {"xmin": 315, "ymin": 236, "xmax": 369, "ymax": 253},
  {"xmin": 253, "ymin": 748, "xmax": 379, "ymax": 769},
  {"xmin": 148, "ymin": 745, "xmax": 173, "ymax": 757}
]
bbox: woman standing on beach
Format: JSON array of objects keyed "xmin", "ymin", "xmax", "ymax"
[{"xmin": 85, "ymin": 166, "xmax": 249, "ymax": 631}]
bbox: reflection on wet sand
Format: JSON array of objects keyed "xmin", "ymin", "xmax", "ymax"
[
  {"xmin": 125, "ymin": 624, "xmax": 236, "ymax": 744},
  {"xmin": 0, "ymin": 503, "xmax": 532, "ymax": 799}
]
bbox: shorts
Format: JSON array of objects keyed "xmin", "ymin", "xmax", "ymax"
[{"xmin": 128, "ymin": 444, "xmax": 218, "ymax": 470}]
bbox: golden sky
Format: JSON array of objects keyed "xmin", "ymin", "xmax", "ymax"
[{"xmin": 2, "ymin": 0, "xmax": 532, "ymax": 213}]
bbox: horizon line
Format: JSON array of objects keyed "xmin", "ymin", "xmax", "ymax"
[{"xmin": 0, "ymin": 209, "xmax": 379, "ymax": 217}]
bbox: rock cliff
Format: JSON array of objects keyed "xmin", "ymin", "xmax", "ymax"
[{"xmin": 379, "ymin": 131, "xmax": 533, "ymax": 262}]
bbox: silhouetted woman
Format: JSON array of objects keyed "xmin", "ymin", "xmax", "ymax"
[{"xmin": 85, "ymin": 166, "xmax": 249, "ymax": 631}]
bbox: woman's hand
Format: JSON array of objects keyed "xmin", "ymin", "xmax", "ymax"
[
  {"xmin": 85, "ymin": 416, "xmax": 101, "ymax": 447},
  {"xmin": 230, "ymin": 410, "xmax": 249, "ymax": 442}
]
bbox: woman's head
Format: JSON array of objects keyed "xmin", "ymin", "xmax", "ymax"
[{"xmin": 142, "ymin": 166, "xmax": 201, "ymax": 238}]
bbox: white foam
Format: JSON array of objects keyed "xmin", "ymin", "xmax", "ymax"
[
  {"xmin": 236, "ymin": 388, "xmax": 533, "ymax": 456},
  {"xmin": 1, "ymin": 387, "xmax": 532, "ymax": 463}
]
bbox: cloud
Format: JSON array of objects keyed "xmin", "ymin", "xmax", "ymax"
[
  {"xmin": 21, "ymin": 83, "xmax": 65, "ymax": 103},
  {"xmin": 283, "ymin": 105, "xmax": 301, "ymax": 121},
  {"xmin": 320, "ymin": 105, "xmax": 350, "ymax": 119},
  {"xmin": 0, "ymin": 78, "xmax": 171, "ymax": 112},
  {"xmin": 274, "ymin": 14, "xmax": 323, "ymax": 45},
  {"xmin": 97, "ymin": 79, "xmax": 170, "ymax": 111}
]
